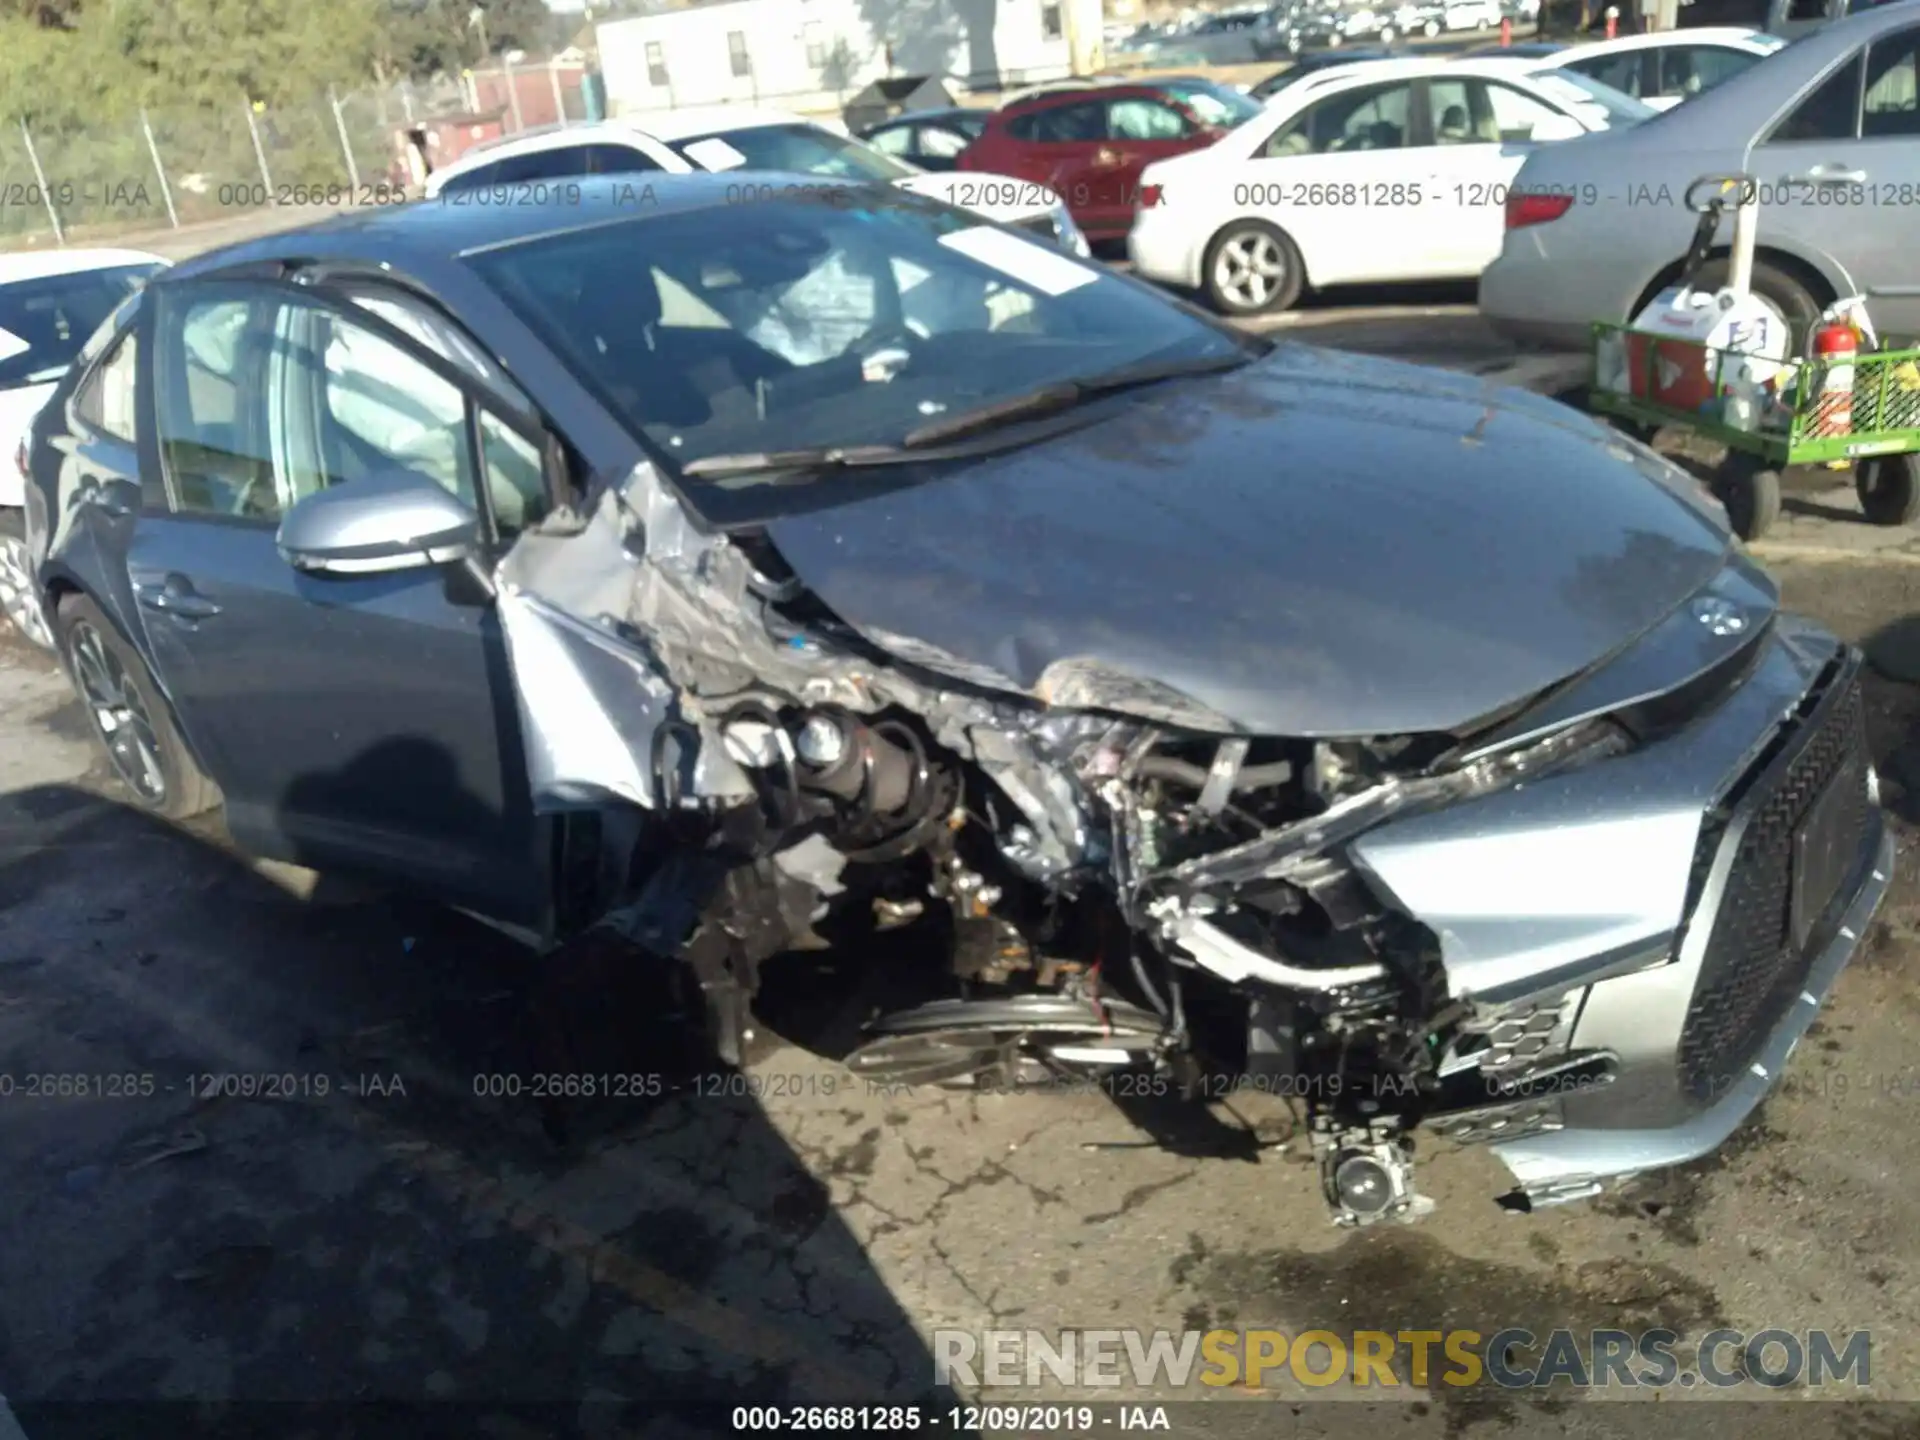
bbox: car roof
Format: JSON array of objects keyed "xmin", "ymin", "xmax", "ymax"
[
  {"xmin": 161, "ymin": 173, "xmax": 852, "ymax": 282},
  {"xmin": 1551, "ymin": 25, "xmax": 1780, "ymax": 59},
  {"xmin": 0, "ymin": 248, "xmax": 167, "ymax": 285}
]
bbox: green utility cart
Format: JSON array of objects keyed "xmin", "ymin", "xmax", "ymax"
[{"xmin": 1587, "ymin": 320, "xmax": 1920, "ymax": 543}]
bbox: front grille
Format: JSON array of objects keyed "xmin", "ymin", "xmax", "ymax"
[{"xmin": 1677, "ymin": 667, "xmax": 1874, "ymax": 1100}]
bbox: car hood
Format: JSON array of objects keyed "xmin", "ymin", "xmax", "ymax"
[
  {"xmin": 893, "ymin": 170, "xmax": 1053, "ymax": 221},
  {"xmin": 761, "ymin": 343, "xmax": 1735, "ymax": 738}
]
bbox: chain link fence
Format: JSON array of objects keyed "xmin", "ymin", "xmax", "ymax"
[{"xmin": 0, "ymin": 74, "xmax": 491, "ymax": 250}]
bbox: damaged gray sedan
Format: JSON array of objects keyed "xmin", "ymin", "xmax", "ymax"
[{"xmin": 17, "ymin": 176, "xmax": 1894, "ymax": 1225}]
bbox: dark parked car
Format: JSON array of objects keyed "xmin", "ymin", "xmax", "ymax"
[
  {"xmin": 856, "ymin": 106, "xmax": 991, "ymax": 171},
  {"xmin": 957, "ymin": 80, "xmax": 1263, "ymax": 239},
  {"xmin": 1248, "ymin": 45, "xmax": 1406, "ymax": 97},
  {"xmin": 17, "ymin": 176, "xmax": 1892, "ymax": 1230}
]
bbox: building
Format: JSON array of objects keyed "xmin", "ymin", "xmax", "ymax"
[{"xmin": 596, "ymin": 0, "xmax": 1102, "ymax": 118}]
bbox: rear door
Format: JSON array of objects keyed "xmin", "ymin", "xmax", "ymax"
[
  {"xmin": 1753, "ymin": 22, "xmax": 1920, "ymax": 338},
  {"xmin": 998, "ymin": 99, "xmax": 1112, "ymax": 230},
  {"xmin": 1099, "ymin": 95, "xmax": 1207, "ymax": 230},
  {"xmin": 1422, "ymin": 76, "xmax": 1580, "ymax": 273},
  {"xmin": 127, "ymin": 277, "xmax": 560, "ymax": 925}
]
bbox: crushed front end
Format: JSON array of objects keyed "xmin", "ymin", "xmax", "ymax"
[{"xmin": 493, "ymin": 467, "xmax": 1892, "ymax": 1225}]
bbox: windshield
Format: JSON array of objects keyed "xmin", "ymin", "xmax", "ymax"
[
  {"xmin": 1530, "ymin": 69, "xmax": 1657, "ymax": 124},
  {"xmin": 0, "ymin": 263, "xmax": 159, "ymax": 390},
  {"xmin": 668, "ymin": 124, "xmax": 919, "ymax": 182},
  {"xmin": 1158, "ymin": 79, "xmax": 1266, "ymax": 126},
  {"xmin": 467, "ymin": 192, "xmax": 1245, "ymax": 477}
]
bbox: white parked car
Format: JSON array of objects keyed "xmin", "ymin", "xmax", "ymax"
[
  {"xmin": 1, "ymin": 248, "xmax": 166, "ymax": 648},
  {"xmin": 423, "ymin": 107, "xmax": 1090, "ymax": 257},
  {"xmin": 1538, "ymin": 26, "xmax": 1787, "ymax": 110},
  {"xmin": 1128, "ymin": 58, "xmax": 1652, "ymax": 314},
  {"xmin": 1443, "ymin": 0, "xmax": 1504, "ymax": 30}
]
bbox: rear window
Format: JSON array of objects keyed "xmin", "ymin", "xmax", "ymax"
[{"xmin": 0, "ymin": 264, "xmax": 160, "ymax": 392}]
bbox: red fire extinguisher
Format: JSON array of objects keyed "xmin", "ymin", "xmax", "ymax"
[{"xmin": 1812, "ymin": 319, "xmax": 1858, "ymax": 437}]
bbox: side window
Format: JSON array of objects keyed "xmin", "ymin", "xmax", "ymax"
[
  {"xmin": 1482, "ymin": 81, "xmax": 1565, "ymax": 140},
  {"xmin": 1662, "ymin": 45, "xmax": 1761, "ymax": 95},
  {"xmin": 1107, "ymin": 99, "xmax": 1193, "ymax": 140},
  {"xmin": 1568, "ymin": 52, "xmax": 1645, "ymax": 97},
  {"xmin": 446, "ymin": 148, "xmax": 588, "ymax": 191},
  {"xmin": 1862, "ymin": 29, "xmax": 1920, "ymax": 136},
  {"xmin": 1315, "ymin": 83, "xmax": 1412, "ymax": 152},
  {"xmin": 1009, "ymin": 101, "xmax": 1107, "ymax": 142},
  {"xmin": 1427, "ymin": 78, "xmax": 1499, "ymax": 143},
  {"xmin": 74, "ymin": 329, "xmax": 140, "ymax": 444},
  {"xmin": 918, "ymin": 124, "xmax": 973, "ymax": 159},
  {"xmin": 581, "ymin": 142, "xmax": 664, "ymax": 175},
  {"xmin": 1770, "ymin": 54, "xmax": 1862, "ymax": 140},
  {"xmin": 1786, "ymin": 0, "xmax": 1828, "ymax": 19},
  {"xmin": 865, "ymin": 125, "xmax": 915, "ymax": 156},
  {"xmin": 155, "ymin": 295, "xmax": 279, "ymax": 520},
  {"xmin": 339, "ymin": 289, "xmax": 532, "ymax": 414},
  {"xmin": 283, "ymin": 303, "xmax": 551, "ymax": 539}
]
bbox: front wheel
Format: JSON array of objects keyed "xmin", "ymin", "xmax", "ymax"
[
  {"xmin": 54, "ymin": 592, "xmax": 219, "ymax": 819},
  {"xmin": 1857, "ymin": 453, "xmax": 1920, "ymax": 527},
  {"xmin": 1203, "ymin": 221, "xmax": 1305, "ymax": 316},
  {"xmin": 1715, "ymin": 452, "xmax": 1782, "ymax": 542}
]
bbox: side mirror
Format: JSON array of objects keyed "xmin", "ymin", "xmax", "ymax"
[{"xmin": 277, "ymin": 470, "xmax": 482, "ymax": 577}]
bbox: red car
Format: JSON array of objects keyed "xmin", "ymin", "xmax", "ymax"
[{"xmin": 958, "ymin": 80, "xmax": 1264, "ymax": 242}]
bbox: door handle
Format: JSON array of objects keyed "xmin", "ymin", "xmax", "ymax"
[
  {"xmin": 1093, "ymin": 147, "xmax": 1122, "ymax": 168},
  {"xmin": 136, "ymin": 577, "xmax": 222, "ymax": 620},
  {"xmin": 1789, "ymin": 164, "xmax": 1868, "ymax": 185}
]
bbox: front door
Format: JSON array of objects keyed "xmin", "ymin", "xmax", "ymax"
[
  {"xmin": 129, "ymin": 277, "xmax": 556, "ymax": 926},
  {"xmin": 1752, "ymin": 23, "xmax": 1920, "ymax": 340}
]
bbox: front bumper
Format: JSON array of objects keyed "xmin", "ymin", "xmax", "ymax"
[
  {"xmin": 1494, "ymin": 817, "xmax": 1892, "ymax": 1203},
  {"xmin": 1351, "ymin": 618, "xmax": 1891, "ymax": 1203}
]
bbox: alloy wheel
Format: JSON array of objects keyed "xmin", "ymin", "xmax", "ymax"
[
  {"xmin": 1215, "ymin": 231, "xmax": 1288, "ymax": 310},
  {"xmin": 67, "ymin": 620, "xmax": 167, "ymax": 804},
  {"xmin": 0, "ymin": 530, "xmax": 53, "ymax": 650}
]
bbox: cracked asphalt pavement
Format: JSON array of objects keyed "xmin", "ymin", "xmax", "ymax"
[{"xmin": 4, "ymin": 287, "xmax": 1920, "ymax": 1438}]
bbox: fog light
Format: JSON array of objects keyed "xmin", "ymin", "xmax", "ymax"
[{"xmin": 1332, "ymin": 1153, "xmax": 1395, "ymax": 1216}]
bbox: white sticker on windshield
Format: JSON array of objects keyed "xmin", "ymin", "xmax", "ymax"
[
  {"xmin": 682, "ymin": 137, "xmax": 748, "ymax": 171},
  {"xmin": 937, "ymin": 226, "xmax": 1098, "ymax": 297}
]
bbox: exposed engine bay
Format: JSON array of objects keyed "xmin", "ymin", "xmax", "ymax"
[{"xmin": 494, "ymin": 464, "xmax": 1880, "ymax": 1228}]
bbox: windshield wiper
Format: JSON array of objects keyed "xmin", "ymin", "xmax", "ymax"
[
  {"xmin": 901, "ymin": 350, "xmax": 1255, "ymax": 448},
  {"xmin": 679, "ymin": 442, "xmax": 912, "ymax": 480}
]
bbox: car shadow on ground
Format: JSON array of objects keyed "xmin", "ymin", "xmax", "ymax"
[{"xmin": 0, "ymin": 782, "xmax": 966, "ymax": 1437}]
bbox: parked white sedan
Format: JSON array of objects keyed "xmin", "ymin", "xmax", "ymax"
[
  {"xmin": 423, "ymin": 107, "xmax": 1091, "ymax": 256},
  {"xmin": 1, "ymin": 248, "xmax": 166, "ymax": 648},
  {"xmin": 1128, "ymin": 58, "xmax": 1651, "ymax": 314},
  {"xmin": 1539, "ymin": 27, "xmax": 1787, "ymax": 111}
]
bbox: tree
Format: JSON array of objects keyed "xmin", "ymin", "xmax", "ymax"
[{"xmin": 0, "ymin": 0, "xmax": 84, "ymax": 28}]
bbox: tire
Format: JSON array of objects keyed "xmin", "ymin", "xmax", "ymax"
[
  {"xmin": 0, "ymin": 508, "xmax": 55, "ymax": 651},
  {"xmin": 1715, "ymin": 453, "xmax": 1782, "ymax": 541},
  {"xmin": 1661, "ymin": 257, "xmax": 1823, "ymax": 350},
  {"xmin": 1203, "ymin": 220, "xmax": 1305, "ymax": 316},
  {"xmin": 54, "ymin": 592, "xmax": 218, "ymax": 819},
  {"xmin": 1857, "ymin": 453, "xmax": 1920, "ymax": 527}
]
